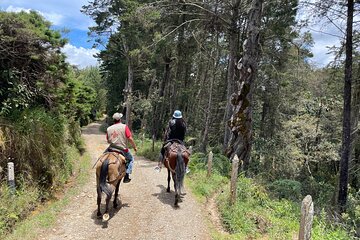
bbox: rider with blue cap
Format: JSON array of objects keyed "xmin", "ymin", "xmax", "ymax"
[{"xmin": 156, "ymin": 110, "xmax": 187, "ymax": 171}]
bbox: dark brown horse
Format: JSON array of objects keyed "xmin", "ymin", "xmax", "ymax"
[
  {"xmin": 163, "ymin": 141, "xmax": 190, "ymax": 207},
  {"xmin": 95, "ymin": 152, "xmax": 126, "ymax": 221}
]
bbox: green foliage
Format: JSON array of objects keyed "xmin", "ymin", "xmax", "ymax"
[
  {"xmin": 343, "ymin": 189, "xmax": 360, "ymax": 236},
  {"xmin": 267, "ymin": 179, "xmax": 302, "ymax": 202},
  {"xmin": 135, "ymin": 137, "xmax": 162, "ymax": 161},
  {"xmin": 3, "ymin": 151, "xmax": 91, "ymax": 240},
  {"xmin": 59, "ymin": 69, "xmax": 97, "ymax": 126},
  {"xmin": 0, "ymin": 11, "xmax": 68, "ymax": 115},
  {"xmin": 312, "ymin": 210, "xmax": 351, "ymax": 240},
  {"xmin": 75, "ymin": 67, "xmax": 107, "ymax": 118},
  {"xmin": 189, "ymin": 152, "xmax": 231, "ymax": 177},
  {"xmin": 0, "ymin": 183, "xmax": 39, "ymax": 236},
  {"xmin": 0, "ymin": 108, "xmax": 86, "ymax": 196},
  {"xmin": 207, "ymin": 174, "xmax": 299, "ymax": 239},
  {"xmin": 186, "ymin": 170, "xmax": 228, "ymax": 199}
]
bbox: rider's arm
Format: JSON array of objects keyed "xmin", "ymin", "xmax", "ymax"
[
  {"xmin": 128, "ymin": 136, "xmax": 137, "ymax": 152},
  {"xmin": 106, "ymin": 132, "xmax": 111, "ymax": 144},
  {"xmin": 125, "ymin": 126, "xmax": 137, "ymax": 152}
]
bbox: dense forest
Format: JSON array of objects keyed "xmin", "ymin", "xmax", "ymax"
[{"xmin": 1, "ymin": 0, "xmax": 360, "ymax": 239}]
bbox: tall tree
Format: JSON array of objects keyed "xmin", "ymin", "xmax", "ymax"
[
  {"xmin": 226, "ymin": 0, "xmax": 263, "ymax": 170},
  {"xmin": 338, "ymin": 0, "xmax": 354, "ymax": 213}
]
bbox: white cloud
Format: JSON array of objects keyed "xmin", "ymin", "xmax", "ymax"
[
  {"xmin": 40, "ymin": 12, "xmax": 63, "ymax": 26},
  {"xmin": 1, "ymin": 1, "xmax": 94, "ymax": 30},
  {"xmin": 5, "ymin": 5, "xmax": 30, "ymax": 13},
  {"xmin": 5, "ymin": 5, "xmax": 64, "ymax": 25},
  {"xmin": 297, "ymin": 1, "xmax": 344, "ymax": 67},
  {"xmin": 61, "ymin": 44, "xmax": 100, "ymax": 69}
]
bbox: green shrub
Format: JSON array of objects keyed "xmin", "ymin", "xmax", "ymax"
[
  {"xmin": 0, "ymin": 108, "xmax": 67, "ymax": 189},
  {"xmin": 135, "ymin": 137, "xmax": 162, "ymax": 161},
  {"xmin": 312, "ymin": 210, "xmax": 351, "ymax": 240},
  {"xmin": 268, "ymin": 179, "xmax": 302, "ymax": 201},
  {"xmin": 0, "ymin": 183, "xmax": 39, "ymax": 235},
  {"xmin": 218, "ymin": 176, "xmax": 299, "ymax": 239},
  {"xmin": 188, "ymin": 152, "xmax": 231, "ymax": 177},
  {"xmin": 186, "ymin": 170, "xmax": 228, "ymax": 198}
]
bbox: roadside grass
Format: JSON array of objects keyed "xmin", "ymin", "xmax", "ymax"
[
  {"xmin": 134, "ymin": 139, "xmax": 352, "ymax": 239},
  {"xmin": 135, "ymin": 137, "xmax": 162, "ymax": 161},
  {"xmin": 3, "ymin": 146, "xmax": 91, "ymax": 240},
  {"xmin": 187, "ymin": 168, "xmax": 351, "ymax": 239}
]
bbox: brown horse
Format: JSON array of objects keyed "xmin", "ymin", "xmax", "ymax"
[
  {"xmin": 95, "ymin": 152, "xmax": 126, "ymax": 221},
  {"xmin": 163, "ymin": 141, "xmax": 190, "ymax": 207}
]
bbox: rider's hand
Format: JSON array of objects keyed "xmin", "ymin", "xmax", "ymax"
[{"xmin": 134, "ymin": 146, "xmax": 138, "ymax": 152}]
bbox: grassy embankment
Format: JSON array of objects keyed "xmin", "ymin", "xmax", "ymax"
[
  {"xmin": 137, "ymin": 138, "xmax": 352, "ymax": 240},
  {"xmin": 0, "ymin": 109, "xmax": 92, "ymax": 239}
]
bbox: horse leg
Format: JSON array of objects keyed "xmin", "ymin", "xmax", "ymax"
[
  {"xmin": 103, "ymin": 191, "xmax": 112, "ymax": 221},
  {"xmin": 173, "ymin": 173, "xmax": 179, "ymax": 207},
  {"xmin": 96, "ymin": 184, "xmax": 102, "ymax": 218},
  {"xmin": 113, "ymin": 180, "xmax": 121, "ymax": 209},
  {"xmin": 167, "ymin": 168, "xmax": 171, "ymax": 192}
]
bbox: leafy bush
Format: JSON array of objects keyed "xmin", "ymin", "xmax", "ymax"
[
  {"xmin": 135, "ymin": 137, "xmax": 162, "ymax": 161},
  {"xmin": 312, "ymin": 210, "xmax": 351, "ymax": 240},
  {"xmin": 0, "ymin": 108, "xmax": 67, "ymax": 189},
  {"xmin": 186, "ymin": 170, "xmax": 228, "ymax": 198},
  {"xmin": 189, "ymin": 152, "xmax": 231, "ymax": 177},
  {"xmin": 268, "ymin": 179, "xmax": 302, "ymax": 201},
  {"xmin": 0, "ymin": 183, "xmax": 39, "ymax": 235},
  {"xmin": 0, "ymin": 108, "xmax": 84, "ymax": 190},
  {"xmin": 217, "ymin": 175, "xmax": 298, "ymax": 239}
]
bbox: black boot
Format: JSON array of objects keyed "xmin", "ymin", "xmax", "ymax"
[{"xmin": 123, "ymin": 173, "xmax": 131, "ymax": 183}]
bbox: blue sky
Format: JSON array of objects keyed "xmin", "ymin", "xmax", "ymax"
[
  {"xmin": 0, "ymin": 0, "xmax": 100, "ymax": 68},
  {"xmin": 0, "ymin": 0, "xmax": 343, "ymax": 69}
]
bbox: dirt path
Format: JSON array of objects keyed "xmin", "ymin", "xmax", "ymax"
[{"xmin": 38, "ymin": 122, "xmax": 211, "ymax": 240}]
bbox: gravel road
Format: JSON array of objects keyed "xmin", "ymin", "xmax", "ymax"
[{"xmin": 38, "ymin": 122, "xmax": 211, "ymax": 240}]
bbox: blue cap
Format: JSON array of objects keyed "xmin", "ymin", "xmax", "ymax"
[{"xmin": 173, "ymin": 110, "xmax": 182, "ymax": 119}]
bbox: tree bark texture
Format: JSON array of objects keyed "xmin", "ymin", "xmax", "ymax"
[
  {"xmin": 338, "ymin": 0, "xmax": 353, "ymax": 213},
  {"xmin": 223, "ymin": 0, "xmax": 241, "ymax": 150},
  {"xmin": 299, "ymin": 195, "xmax": 314, "ymax": 240},
  {"xmin": 125, "ymin": 60, "xmax": 133, "ymax": 128},
  {"xmin": 226, "ymin": 0, "xmax": 263, "ymax": 171}
]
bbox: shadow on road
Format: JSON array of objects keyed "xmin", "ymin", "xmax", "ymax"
[
  {"xmin": 152, "ymin": 185, "xmax": 185, "ymax": 209},
  {"xmin": 91, "ymin": 200, "xmax": 130, "ymax": 228}
]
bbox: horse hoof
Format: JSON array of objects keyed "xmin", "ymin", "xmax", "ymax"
[
  {"xmin": 166, "ymin": 188, "xmax": 170, "ymax": 193},
  {"xmin": 102, "ymin": 213, "xmax": 110, "ymax": 221},
  {"xmin": 97, "ymin": 212, "xmax": 102, "ymax": 218}
]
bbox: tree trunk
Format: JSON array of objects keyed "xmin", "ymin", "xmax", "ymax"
[
  {"xmin": 125, "ymin": 60, "xmax": 133, "ymax": 128},
  {"xmin": 350, "ymin": 63, "xmax": 360, "ymax": 190},
  {"xmin": 223, "ymin": 0, "xmax": 241, "ymax": 150},
  {"xmin": 338, "ymin": 0, "xmax": 354, "ymax": 213},
  {"xmin": 153, "ymin": 55, "xmax": 172, "ymax": 139},
  {"xmin": 201, "ymin": 59, "xmax": 216, "ymax": 152},
  {"xmin": 226, "ymin": 0, "xmax": 263, "ymax": 171}
]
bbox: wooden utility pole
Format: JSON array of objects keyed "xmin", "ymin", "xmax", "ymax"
[
  {"xmin": 299, "ymin": 195, "xmax": 314, "ymax": 240},
  {"xmin": 207, "ymin": 151, "xmax": 213, "ymax": 177},
  {"xmin": 230, "ymin": 155, "xmax": 240, "ymax": 205}
]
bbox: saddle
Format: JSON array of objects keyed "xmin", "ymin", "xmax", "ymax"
[{"xmin": 165, "ymin": 141, "xmax": 190, "ymax": 160}]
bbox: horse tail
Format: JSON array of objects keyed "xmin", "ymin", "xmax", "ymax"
[
  {"xmin": 99, "ymin": 158, "xmax": 112, "ymax": 197},
  {"xmin": 175, "ymin": 148, "xmax": 186, "ymax": 193}
]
